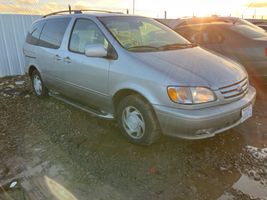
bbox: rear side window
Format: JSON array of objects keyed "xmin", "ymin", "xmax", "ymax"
[
  {"xmin": 207, "ymin": 29, "xmax": 225, "ymax": 44},
  {"xmin": 26, "ymin": 20, "xmax": 45, "ymax": 45},
  {"xmin": 39, "ymin": 18, "xmax": 71, "ymax": 49}
]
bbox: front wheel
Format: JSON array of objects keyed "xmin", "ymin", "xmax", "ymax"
[
  {"xmin": 116, "ymin": 95, "xmax": 161, "ymax": 145},
  {"xmin": 30, "ymin": 69, "xmax": 48, "ymax": 98}
]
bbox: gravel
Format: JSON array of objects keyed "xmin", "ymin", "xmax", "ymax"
[{"xmin": 0, "ymin": 75, "xmax": 266, "ymax": 200}]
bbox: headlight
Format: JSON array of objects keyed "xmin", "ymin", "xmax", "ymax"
[{"xmin": 167, "ymin": 86, "xmax": 216, "ymax": 104}]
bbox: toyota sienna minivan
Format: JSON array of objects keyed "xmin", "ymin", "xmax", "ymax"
[{"xmin": 23, "ymin": 10, "xmax": 256, "ymax": 145}]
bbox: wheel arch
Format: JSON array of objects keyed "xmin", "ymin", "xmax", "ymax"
[
  {"xmin": 111, "ymin": 85, "xmax": 160, "ymax": 121},
  {"xmin": 28, "ymin": 65, "xmax": 38, "ymax": 77},
  {"xmin": 113, "ymin": 89, "xmax": 150, "ymax": 109}
]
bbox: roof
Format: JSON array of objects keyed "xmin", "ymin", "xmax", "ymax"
[
  {"xmin": 42, "ymin": 10, "xmax": 134, "ymax": 19},
  {"xmin": 176, "ymin": 22, "xmax": 233, "ymax": 29},
  {"xmin": 174, "ymin": 16, "xmax": 239, "ymax": 28},
  {"xmin": 46, "ymin": 13, "xmax": 131, "ymax": 18}
]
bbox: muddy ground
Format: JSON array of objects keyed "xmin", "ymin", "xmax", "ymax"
[{"xmin": 0, "ymin": 75, "xmax": 266, "ymax": 200}]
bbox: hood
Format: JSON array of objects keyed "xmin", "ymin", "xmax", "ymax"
[{"xmin": 130, "ymin": 47, "xmax": 247, "ymax": 89}]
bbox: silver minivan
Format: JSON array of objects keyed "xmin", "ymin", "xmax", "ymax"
[{"xmin": 23, "ymin": 10, "xmax": 256, "ymax": 145}]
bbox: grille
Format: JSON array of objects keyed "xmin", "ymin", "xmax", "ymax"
[{"xmin": 219, "ymin": 78, "xmax": 249, "ymax": 99}]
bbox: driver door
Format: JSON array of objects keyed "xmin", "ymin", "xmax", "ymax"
[{"xmin": 59, "ymin": 18, "xmax": 111, "ymax": 110}]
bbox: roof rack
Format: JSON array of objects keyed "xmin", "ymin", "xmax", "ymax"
[{"xmin": 42, "ymin": 9, "xmax": 123, "ymax": 18}]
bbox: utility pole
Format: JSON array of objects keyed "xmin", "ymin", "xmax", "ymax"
[
  {"xmin": 254, "ymin": 9, "xmax": 256, "ymax": 19},
  {"xmin": 68, "ymin": 4, "xmax": 71, "ymax": 14},
  {"xmin": 133, "ymin": 0, "xmax": 135, "ymax": 15},
  {"xmin": 164, "ymin": 11, "xmax": 167, "ymax": 19}
]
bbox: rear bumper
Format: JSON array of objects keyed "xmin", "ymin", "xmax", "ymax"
[{"xmin": 153, "ymin": 86, "xmax": 256, "ymax": 139}]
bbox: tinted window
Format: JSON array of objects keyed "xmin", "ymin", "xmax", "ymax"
[
  {"xmin": 176, "ymin": 28, "xmax": 195, "ymax": 42},
  {"xmin": 26, "ymin": 20, "xmax": 45, "ymax": 45},
  {"xmin": 69, "ymin": 19, "xmax": 108, "ymax": 54},
  {"xmin": 180, "ymin": 27, "xmax": 224, "ymax": 44},
  {"xmin": 206, "ymin": 29, "xmax": 224, "ymax": 44},
  {"xmin": 39, "ymin": 18, "xmax": 71, "ymax": 49}
]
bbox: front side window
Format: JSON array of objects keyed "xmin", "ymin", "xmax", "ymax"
[
  {"xmin": 69, "ymin": 19, "xmax": 108, "ymax": 54},
  {"xmin": 99, "ymin": 16, "xmax": 192, "ymax": 52},
  {"xmin": 39, "ymin": 18, "xmax": 71, "ymax": 49}
]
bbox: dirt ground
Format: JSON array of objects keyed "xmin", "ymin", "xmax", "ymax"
[{"xmin": 0, "ymin": 75, "xmax": 266, "ymax": 200}]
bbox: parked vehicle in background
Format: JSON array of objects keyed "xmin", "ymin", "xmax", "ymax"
[
  {"xmin": 23, "ymin": 10, "xmax": 256, "ymax": 145},
  {"xmin": 258, "ymin": 25, "xmax": 267, "ymax": 31},
  {"xmin": 252, "ymin": 22, "xmax": 267, "ymax": 31},
  {"xmin": 174, "ymin": 17, "xmax": 267, "ymax": 90},
  {"xmin": 171, "ymin": 16, "xmax": 264, "ymax": 30}
]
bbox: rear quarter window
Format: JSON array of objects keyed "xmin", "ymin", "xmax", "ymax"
[
  {"xmin": 26, "ymin": 20, "xmax": 45, "ymax": 45},
  {"xmin": 39, "ymin": 18, "xmax": 71, "ymax": 49}
]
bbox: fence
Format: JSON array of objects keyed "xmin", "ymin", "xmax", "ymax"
[{"xmin": 0, "ymin": 14, "xmax": 40, "ymax": 77}]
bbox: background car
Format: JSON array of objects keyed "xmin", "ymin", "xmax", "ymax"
[
  {"xmin": 174, "ymin": 17, "xmax": 267, "ymax": 97},
  {"xmin": 252, "ymin": 22, "xmax": 267, "ymax": 31},
  {"xmin": 258, "ymin": 25, "xmax": 267, "ymax": 31},
  {"xmin": 173, "ymin": 16, "xmax": 265, "ymax": 31}
]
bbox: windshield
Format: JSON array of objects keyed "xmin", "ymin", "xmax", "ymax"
[
  {"xmin": 231, "ymin": 24, "xmax": 267, "ymax": 38},
  {"xmin": 99, "ymin": 16, "xmax": 192, "ymax": 52},
  {"xmin": 236, "ymin": 18, "xmax": 266, "ymax": 32}
]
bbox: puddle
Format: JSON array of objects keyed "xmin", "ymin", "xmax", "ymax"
[
  {"xmin": 233, "ymin": 174, "xmax": 267, "ymax": 199},
  {"xmin": 217, "ymin": 192, "xmax": 235, "ymax": 200}
]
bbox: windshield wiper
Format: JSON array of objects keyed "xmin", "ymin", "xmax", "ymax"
[
  {"xmin": 159, "ymin": 43, "xmax": 197, "ymax": 50},
  {"xmin": 127, "ymin": 45, "xmax": 160, "ymax": 51},
  {"xmin": 127, "ymin": 43, "xmax": 197, "ymax": 52}
]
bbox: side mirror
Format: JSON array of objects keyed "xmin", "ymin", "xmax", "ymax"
[{"xmin": 84, "ymin": 44, "xmax": 107, "ymax": 58}]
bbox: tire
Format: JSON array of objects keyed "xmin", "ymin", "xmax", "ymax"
[
  {"xmin": 116, "ymin": 94, "xmax": 161, "ymax": 145},
  {"xmin": 30, "ymin": 69, "xmax": 48, "ymax": 98}
]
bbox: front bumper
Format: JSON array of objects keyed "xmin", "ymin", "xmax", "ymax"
[{"xmin": 153, "ymin": 86, "xmax": 256, "ymax": 139}]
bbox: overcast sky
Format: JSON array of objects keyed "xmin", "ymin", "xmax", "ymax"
[{"xmin": 0, "ymin": 0, "xmax": 267, "ymax": 19}]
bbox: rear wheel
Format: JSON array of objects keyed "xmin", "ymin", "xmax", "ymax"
[
  {"xmin": 116, "ymin": 95, "xmax": 161, "ymax": 145},
  {"xmin": 30, "ymin": 70, "xmax": 48, "ymax": 98}
]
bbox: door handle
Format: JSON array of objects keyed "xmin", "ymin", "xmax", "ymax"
[
  {"xmin": 63, "ymin": 56, "xmax": 71, "ymax": 63},
  {"xmin": 55, "ymin": 54, "xmax": 62, "ymax": 61}
]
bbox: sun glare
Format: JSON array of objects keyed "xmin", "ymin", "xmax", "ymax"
[{"xmin": 0, "ymin": 0, "xmax": 266, "ymax": 18}]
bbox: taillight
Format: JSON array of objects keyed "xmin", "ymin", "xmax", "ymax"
[{"xmin": 265, "ymin": 47, "xmax": 267, "ymax": 56}]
